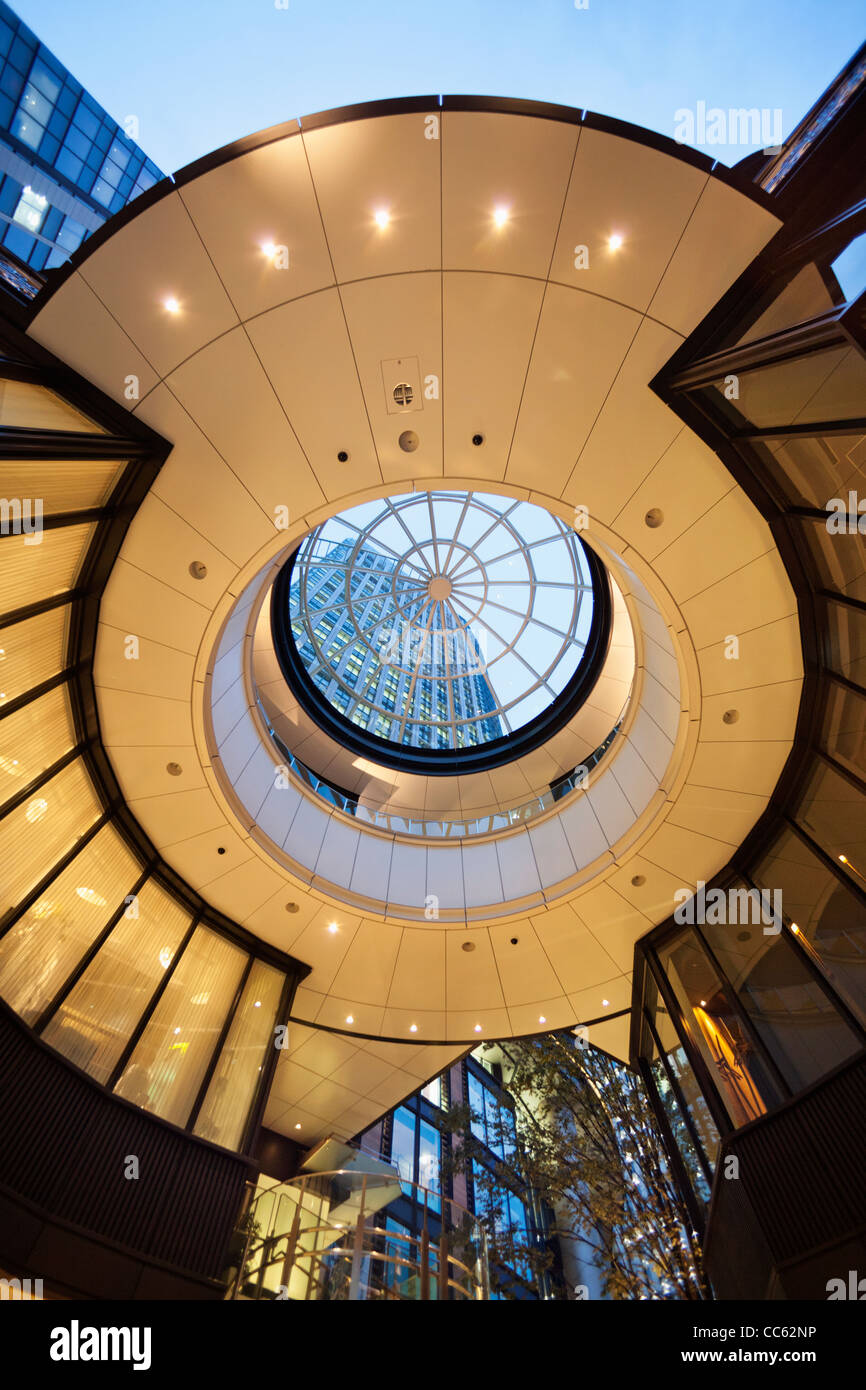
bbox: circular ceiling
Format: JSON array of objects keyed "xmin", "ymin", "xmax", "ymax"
[{"xmin": 275, "ymin": 490, "xmax": 607, "ymax": 771}]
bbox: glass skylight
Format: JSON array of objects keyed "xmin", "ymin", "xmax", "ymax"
[{"xmin": 286, "ymin": 491, "xmax": 598, "ymax": 753}]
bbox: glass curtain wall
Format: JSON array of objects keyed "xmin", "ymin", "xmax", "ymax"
[{"xmin": 0, "ymin": 362, "xmax": 291, "ymax": 1153}]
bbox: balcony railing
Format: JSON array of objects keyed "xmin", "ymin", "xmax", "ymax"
[{"xmin": 227, "ymin": 1169, "xmax": 489, "ymax": 1301}]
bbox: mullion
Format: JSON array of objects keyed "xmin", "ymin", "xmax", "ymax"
[
  {"xmin": 0, "ymin": 742, "xmax": 82, "ymax": 821},
  {"xmin": 0, "ymin": 810, "xmax": 109, "ymax": 942},
  {"xmin": 0, "ymin": 666, "xmax": 74, "ymax": 722},
  {"xmin": 641, "ymin": 1004, "xmax": 715, "ymax": 1188},
  {"xmin": 0, "ymin": 588, "xmax": 81, "ymax": 631}
]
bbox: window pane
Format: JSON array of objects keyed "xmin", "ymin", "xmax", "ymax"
[
  {"xmin": 0, "ymin": 821, "xmax": 138, "ymax": 1023},
  {"xmin": 0, "ymin": 682, "xmax": 75, "ymax": 791},
  {"xmin": 0, "ymin": 605, "xmax": 69, "ymax": 705},
  {"xmin": 0, "ymin": 757, "xmax": 101, "ymax": 915},
  {"xmin": 647, "ymin": 979, "xmax": 721, "ymax": 1167},
  {"xmin": 0, "ymin": 458, "xmax": 125, "ymax": 515},
  {"xmin": 754, "ymin": 430, "xmax": 866, "ymax": 508},
  {"xmin": 194, "ymin": 959, "xmax": 285, "ymax": 1150},
  {"xmin": 795, "ymin": 517, "xmax": 866, "ymax": 603},
  {"xmin": 418, "ymin": 1117, "xmax": 440, "ymax": 1213},
  {"xmin": 699, "ymin": 913, "xmax": 861, "ymax": 1093},
  {"xmin": 658, "ymin": 930, "xmax": 782, "ymax": 1126},
  {"xmin": 391, "ymin": 1105, "xmax": 416, "ymax": 1197},
  {"xmin": 0, "ymin": 523, "xmax": 96, "ymax": 612},
  {"xmin": 114, "ymin": 926, "xmax": 246, "ymax": 1128},
  {"xmin": 420, "ymin": 1075, "xmax": 441, "ymax": 1106},
  {"xmin": 41, "ymin": 878, "xmax": 190, "ymax": 1083},
  {"xmin": 753, "ymin": 829, "xmax": 866, "ymax": 1028},
  {"xmin": 0, "ymin": 378, "xmax": 106, "ymax": 432},
  {"xmin": 825, "ymin": 600, "xmax": 866, "ymax": 687},
  {"xmin": 697, "ymin": 345, "xmax": 866, "ymax": 430},
  {"xmin": 823, "ymin": 682, "xmax": 866, "ymax": 782},
  {"xmin": 467, "ymin": 1072, "xmax": 486, "ymax": 1143},
  {"xmin": 796, "ymin": 758, "xmax": 866, "ymax": 882}
]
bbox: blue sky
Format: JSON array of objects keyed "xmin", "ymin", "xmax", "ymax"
[{"xmin": 10, "ymin": 0, "xmax": 865, "ymax": 175}]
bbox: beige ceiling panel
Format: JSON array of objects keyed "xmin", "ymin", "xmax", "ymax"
[
  {"xmin": 98, "ymin": 687, "xmax": 194, "ymax": 748},
  {"xmin": 687, "ymin": 738, "xmax": 791, "ymax": 797},
  {"xmin": 292, "ymin": 1027, "xmax": 360, "ymax": 1077},
  {"xmin": 314, "ymin": 996, "xmax": 385, "ymax": 1034},
  {"xmin": 495, "ymin": 832, "xmax": 543, "ymax": 902},
  {"xmin": 507, "ymin": 998, "xmax": 575, "ymax": 1034},
  {"xmin": 446, "ymin": 1008, "xmax": 511, "ymax": 1042},
  {"xmin": 562, "ymin": 318, "xmax": 683, "ymax": 520},
  {"xmin": 529, "ymin": 902, "xmax": 619, "ymax": 994},
  {"xmin": 681, "ymin": 550, "xmax": 797, "ymax": 649},
  {"xmin": 606, "ymin": 853, "xmax": 695, "ymax": 920},
  {"xmin": 365, "ymin": 1065, "xmax": 417, "ymax": 1106},
  {"xmin": 700, "ymin": 680, "xmax": 801, "ymax": 745},
  {"xmin": 557, "ymin": 794, "xmax": 611, "ymax": 865},
  {"xmin": 283, "ymin": 797, "xmax": 330, "ymax": 865},
  {"xmin": 614, "ymin": 429, "xmax": 736, "ymax": 560},
  {"xmin": 488, "ymin": 919, "xmax": 564, "ymax": 1004},
  {"xmin": 638, "ymin": 670, "xmax": 682, "ymax": 744},
  {"xmin": 697, "ymin": 613, "xmax": 803, "ymax": 696},
  {"xmin": 211, "ymin": 675, "xmax": 249, "ymax": 746},
  {"xmin": 108, "ymin": 744, "xmax": 206, "ymax": 800},
  {"xmin": 340, "ymin": 272, "xmax": 443, "ymax": 480},
  {"xmin": 117, "ymin": 493, "xmax": 239, "ymax": 607},
  {"xmin": 442, "ymin": 111, "xmax": 577, "ymax": 277},
  {"xmin": 270, "ymin": 1059, "xmax": 322, "ymax": 1106},
  {"xmin": 527, "ymin": 815, "xmax": 578, "ymax": 883},
  {"xmin": 549, "ymin": 127, "xmax": 707, "ymax": 312},
  {"xmin": 179, "ymin": 135, "xmax": 335, "ymax": 320},
  {"xmin": 163, "ymin": 824, "xmax": 254, "ymax": 886},
  {"xmin": 571, "ymin": 882, "xmax": 653, "ymax": 973},
  {"xmin": 314, "ymin": 817, "xmax": 362, "ymax": 886},
  {"xmin": 649, "ymin": 178, "xmax": 780, "ymax": 335},
  {"xmin": 624, "ymin": 707, "xmax": 675, "ymax": 784},
  {"xmin": 349, "ymin": 834, "xmax": 394, "ymax": 900},
  {"xmin": 94, "ymin": 626, "xmax": 195, "ymax": 700},
  {"xmin": 196, "ymin": 857, "xmax": 288, "ymax": 921},
  {"xmin": 666, "ymin": 782, "xmax": 769, "ymax": 846},
  {"xmin": 246, "ymin": 289, "xmax": 381, "ymax": 500},
  {"xmin": 330, "ymin": 919, "xmax": 403, "ymax": 1006},
  {"xmin": 568, "ymin": 975, "xmax": 631, "ymax": 1021},
  {"xmin": 303, "ymin": 111, "xmax": 441, "ymax": 281},
  {"xmin": 271, "ymin": 1106, "xmax": 333, "ymax": 1142},
  {"xmin": 286, "ymin": 907, "xmax": 362, "ymax": 991},
  {"xmin": 380, "ymin": 1007, "xmax": 448, "ymax": 1042},
  {"xmin": 585, "ymin": 773, "xmax": 639, "ymax": 846},
  {"xmin": 99, "ymin": 558, "xmax": 211, "ymax": 655},
  {"xmin": 403, "ymin": 1043, "xmax": 466, "ymax": 1078},
  {"xmin": 166, "ymin": 327, "xmax": 326, "ymax": 518},
  {"xmin": 300, "ymin": 1077, "xmax": 364, "ymax": 1123},
  {"xmin": 442, "ymin": 271, "xmax": 544, "ymax": 480},
  {"xmin": 233, "ymin": 744, "xmax": 279, "ymax": 819},
  {"xmin": 641, "ymin": 821, "xmax": 739, "ymax": 886},
  {"xmin": 653, "ymin": 488, "xmax": 775, "ymax": 602},
  {"xmin": 583, "ymin": 1010, "xmax": 632, "ymax": 1062},
  {"xmin": 29, "ymin": 271, "xmax": 160, "ymax": 407},
  {"xmin": 141, "ymin": 386, "xmax": 277, "ymax": 563},
  {"xmin": 445, "ymin": 930, "xmax": 506, "ymax": 1012},
  {"xmin": 128, "ymin": 787, "xmax": 226, "ymax": 848},
  {"xmin": 291, "ymin": 984, "xmax": 325, "ymax": 1020},
  {"xmin": 80, "ymin": 191, "xmax": 239, "ymax": 377},
  {"xmin": 242, "ymin": 886, "xmax": 321, "ymax": 950},
  {"xmin": 387, "ymin": 930, "xmax": 446, "ymax": 1010}
]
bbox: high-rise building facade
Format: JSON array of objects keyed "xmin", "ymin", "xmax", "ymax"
[{"xmin": 0, "ymin": 0, "xmax": 162, "ymax": 286}]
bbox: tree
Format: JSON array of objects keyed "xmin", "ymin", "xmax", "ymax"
[{"xmin": 443, "ymin": 1035, "xmax": 710, "ymax": 1301}]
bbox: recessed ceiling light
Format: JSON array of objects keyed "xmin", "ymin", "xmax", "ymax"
[
  {"xmin": 608, "ymin": 233, "xmax": 624, "ymax": 251},
  {"xmin": 493, "ymin": 205, "xmax": 510, "ymax": 228},
  {"xmin": 261, "ymin": 240, "xmax": 277, "ymax": 258},
  {"xmin": 173, "ymin": 1027, "xmax": 181, "ymax": 1035},
  {"xmin": 700, "ymin": 1000, "xmax": 707, "ymax": 1007},
  {"xmin": 328, "ymin": 922, "xmax": 339, "ymax": 934},
  {"xmin": 602, "ymin": 998, "xmax": 609, "ymax": 1007},
  {"xmin": 474, "ymin": 1024, "xmax": 482, "ymax": 1033},
  {"xmin": 163, "ymin": 296, "xmax": 180, "ymax": 314},
  {"xmin": 791, "ymin": 923, "xmax": 800, "ymax": 934},
  {"xmin": 410, "ymin": 1023, "xmax": 418, "ymax": 1033},
  {"xmin": 345, "ymin": 1015, "xmax": 354, "ymax": 1024},
  {"xmin": 253, "ymin": 1000, "xmax": 261, "ymax": 1008},
  {"xmin": 839, "ymin": 854, "xmax": 848, "ymax": 864},
  {"xmin": 76, "ymin": 886, "xmax": 107, "ymax": 907},
  {"xmin": 295, "ymin": 1123, "xmax": 302, "ymax": 1130},
  {"xmin": 539, "ymin": 1015, "xmax": 546, "ymax": 1024},
  {"xmin": 374, "ymin": 209, "xmax": 390, "ymax": 229}
]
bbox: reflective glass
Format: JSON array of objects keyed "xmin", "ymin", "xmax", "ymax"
[
  {"xmin": 194, "ymin": 959, "xmax": 285, "ymax": 1150},
  {"xmin": 0, "ymin": 821, "xmax": 139, "ymax": 1023},
  {"xmin": 0, "ymin": 605, "xmax": 69, "ymax": 706},
  {"xmin": 114, "ymin": 926, "xmax": 246, "ymax": 1128},
  {"xmin": 0, "ymin": 681, "xmax": 74, "ymax": 791},
  {"xmin": 41, "ymin": 878, "xmax": 190, "ymax": 1083},
  {"xmin": 288, "ymin": 491, "xmax": 597, "ymax": 752},
  {"xmin": 0, "ymin": 757, "xmax": 101, "ymax": 916}
]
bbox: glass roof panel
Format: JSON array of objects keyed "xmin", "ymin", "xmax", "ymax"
[{"xmin": 286, "ymin": 490, "xmax": 599, "ymax": 754}]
